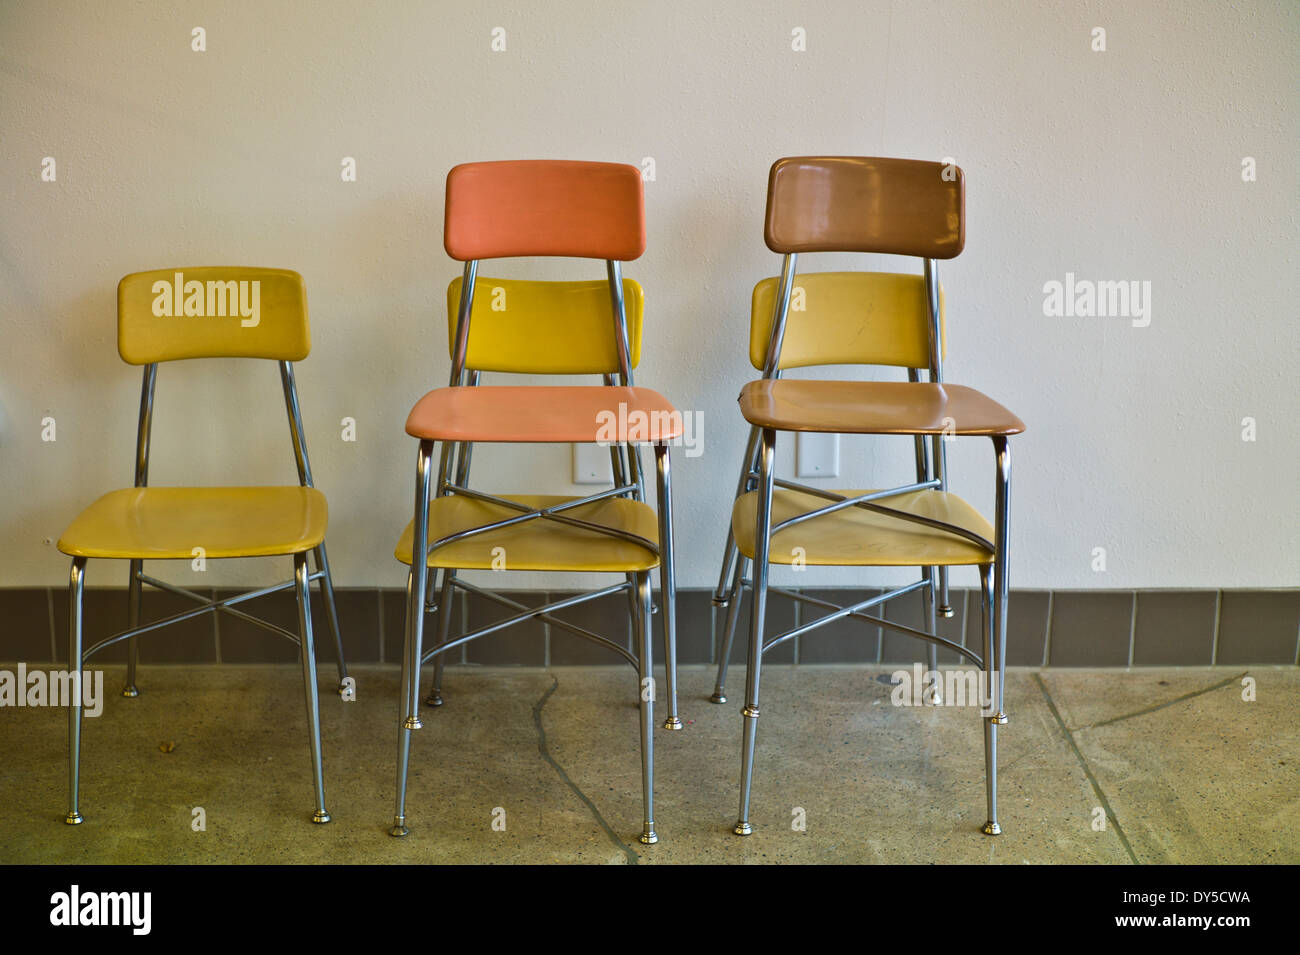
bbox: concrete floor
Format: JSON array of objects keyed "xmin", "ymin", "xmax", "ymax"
[{"xmin": 0, "ymin": 665, "xmax": 1295, "ymax": 864}]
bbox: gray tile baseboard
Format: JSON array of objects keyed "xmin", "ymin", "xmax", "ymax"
[{"xmin": 2, "ymin": 587, "xmax": 1297, "ymax": 667}]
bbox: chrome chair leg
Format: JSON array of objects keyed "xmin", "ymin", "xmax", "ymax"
[
  {"xmin": 391, "ymin": 570, "xmax": 416, "ymax": 837},
  {"xmin": 992, "ymin": 436, "xmax": 1011, "ymax": 730},
  {"xmin": 423, "ymin": 567, "xmax": 440, "ymax": 704},
  {"xmin": 937, "ymin": 565, "xmax": 953, "ymax": 617},
  {"xmin": 980, "ymin": 435, "xmax": 1012, "ymax": 835},
  {"xmin": 312, "ymin": 542, "xmax": 350, "ymax": 693},
  {"xmin": 65, "ymin": 557, "xmax": 87, "ymax": 826},
  {"xmin": 713, "ymin": 424, "xmax": 761, "ymax": 605},
  {"xmin": 711, "ymin": 556, "xmax": 746, "ymax": 704},
  {"xmin": 123, "ymin": 558, "xmax": 141, "ymax": 698},
  {"xmin": 294, "ymin": 552, "xmax": 330, "ymax": 824},
  {"xmin": 922, "ymin": 565, "xmax": 941, "ymax": 704},
  {"xmin": 654, "ymin": 443, "xmax": 681, "ymax": 730},
  {"xmin": 735, "ymin": 429, "xmax": 775, "ymax": 836},
  {"xmin": 392, "ymin": 440, "xmax": 433, "ymax": 837},
  {"xmin": 714, "ymin": 529, "xmax": 739, "ymax": 606},
  {"xmin": 426, "ymin": 569, "xmax": 455, "ymax": 707},
  {"xmin": 978, "ymin": 564, "xmax": 999, "ymax": 835},
  {"xmin": 634, "ymin": 571, "xmax": 658, "ymax": 844}
]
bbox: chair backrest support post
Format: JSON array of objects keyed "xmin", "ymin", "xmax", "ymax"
[
  {"xmin": 449, "ymin": 260, "xmax": 479, "ymax": 385},
  {"xmin": 923, "ymin": 257, "xmax": 947, "ymax": 492},
  {"xmin": 278, "ymin": 360, "xmax": 315, "ymax": 489},
  {"xmin": 133, "ymin": 363, "xmax": 158, "ymax": 488},
  {"xmin": 606, "ymin": 259, "xmax": 634, "ymax": 386},
  {"xmin": 760, "ymin": 253, "xmax": 798, "ymax": 380}
]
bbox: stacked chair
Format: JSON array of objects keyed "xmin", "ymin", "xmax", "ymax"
[
  {"xmin": 389, "ymin": 160, "xmax": 681, "ymax": 845},
  {"xmin": 708, "ymin": 157, "xmax": 1025, "ymax": 835}
]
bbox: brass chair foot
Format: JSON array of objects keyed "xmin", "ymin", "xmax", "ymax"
[
  {"xmin": 389, "ymin": 824, "xmax": 409, "ymax": 838},
  {"xmin": 992, "ymin": 712, "xmax": 1007, "ymax": 725},
  {"xmin": 709, "ymin": 691, "xmax": 727, "ymax": 704},
  {"xmin": 425, "ymin": 693, "xmax": 444, "ymax": 707},
  {"xmin": 938, "ymin": 605, "xmax": 955, "ymax": 618},
  {"xmin": 311, "ymin": 810, "xmax": 331, "ymax": 824},
  {"xmin": 662, "ymin": 716, "xmax": 684, "ymax": 730},
  {"xmin": 639, "ymin": 829, "xmax": 659, "ymax": 845},
  {"xmin": 121, "ymin": 685, "xmax": 139, "ymax": 698},
  {"xmin": 403, "ymin": 716, "xmax": 423, "ymax": 730},
  {"xmin": 733, "ymin": 821, "xmax": 753, "ymax": 836},
  {"xmin": 64, "ymin": 811, "xmax": 84, "ymax": 826},
  {"xmin": 981, "ymin": 821, "xmax": 1001, "ymax": 836}
]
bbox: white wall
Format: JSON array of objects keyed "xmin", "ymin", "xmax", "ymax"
[{"xmin": 1, "ymin": 0, "xmax": 1296, "ymax": 593}]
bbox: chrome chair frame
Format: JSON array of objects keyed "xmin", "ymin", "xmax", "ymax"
[
  {"xmin": 63, "ymin": 359, "xmax": 348, "ymax": 826},
  {"xmin": 714, "ymin": 251, "xmax": 1013, "ymax": 837},
  {"xmin": 391, "ymin": 259, "xmax": 678, "ymax": 845}
]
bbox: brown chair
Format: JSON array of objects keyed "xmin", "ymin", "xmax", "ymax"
[{"xmin": 712, "ymin": 157, "xmax": 1025, "ymax": 836}]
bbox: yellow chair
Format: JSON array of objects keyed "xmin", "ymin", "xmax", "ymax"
[
  {"xmin": 712, "ymin": 158, "xmax": 1026, "ymax": 836},
  {"xmin": 57, "ymin": 266, "xmax": 348, "ymax": 825},
  {"xmin": 390, "ymin": 160, "xmax": 681, "ymax": 845}
]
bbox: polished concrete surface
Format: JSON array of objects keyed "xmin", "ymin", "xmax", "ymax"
[{"xmin": 1, "ymin": 665, "xmax": 1295, "ymax": 864}]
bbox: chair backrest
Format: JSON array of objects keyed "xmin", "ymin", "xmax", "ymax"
[
  {"xmin": 749, "ymin": 272, "xmax": 945, "ymax": 371},
  {"xmin": 445, "ymin": 276, "xmax": 643, "ymax": 375},
  {"xmin": 764, "ymin": 156, "xmax": 964, "ymax": 257},
  {"xmin": 118, "ymin": 267, "xmax": 310, "ymax": 364},
  {"xmin": 444, "ymin": 160, "xmax": 645, "ymax": 261}
]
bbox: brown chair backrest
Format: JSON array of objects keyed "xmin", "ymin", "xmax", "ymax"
[{"xmin": 764, "ymin": 157, "xmax": 964, "ymax": 259}]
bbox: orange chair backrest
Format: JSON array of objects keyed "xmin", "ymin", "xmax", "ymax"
[{"xmin": 444, "ymin": 160, "xmax": 646, "ymax": 262}]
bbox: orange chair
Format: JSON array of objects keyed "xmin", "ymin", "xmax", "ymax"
[
  {"xmin": 56, "ymin": 267, "xmax": 348, "ymax": 825},
  {"xmin": 390, "ymin": 161, "xmax": 681, "ymax": 845}
]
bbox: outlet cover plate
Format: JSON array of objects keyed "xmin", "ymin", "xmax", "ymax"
[
  {"xmin": 796, "ymin": 432, "xmax": 840, "ymax": 478},
  {"xmin": 573, "ymin": 443, "xmax": 614, "ymax": 484}
]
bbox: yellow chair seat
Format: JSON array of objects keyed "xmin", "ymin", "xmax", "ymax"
[
  {"xmin": 57, "ymin": 486, "xmax": 327, "ymax": 559},
  {"xmin": 396, "ymin": 494, "xmax": 660, "ymax": 572},
  {"xmin": 732, "ymin": 486, "xmax": 993, "ymax": 567}
]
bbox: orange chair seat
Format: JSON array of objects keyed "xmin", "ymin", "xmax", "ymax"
[
  {"xmin": 405, "ymin": 385, "xmax": 683, "ymax": 443},
  {"xmin": 57, "ymin": 486, "xmax": 327, "ymax": 559},
  {"xmin": 395, "ymin": 493, "xmax": 659, "ymax": 572},
  {"xmin": 732, "ymin": 486, "xmax": 993, "ymax": 567},
  {"xmin": 739, "ymin": 379, "xmax": 1025, "ymax": 436}
]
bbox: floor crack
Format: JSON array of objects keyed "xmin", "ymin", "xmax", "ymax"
[
  {"xmin": 1075, "ymin": 672, "xmax": 1247, "ymax": 731},
  {"xmin": 1033, "ymin": 673, "xmax": 1140, "ymax": 864},
  {"xmin": 532, "ymin": 675, "xmax": 638, "ymax": 865}
]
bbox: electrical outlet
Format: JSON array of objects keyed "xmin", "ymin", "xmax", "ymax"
[
  {"xmin": 796, "ymin": 432, "xmax": 839, "ymax": 478},
  {"xmin": 572, "ymin": 443, "xmax": 614, "ymax": 484}
]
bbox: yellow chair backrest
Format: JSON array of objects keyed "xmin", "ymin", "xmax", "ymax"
[
  {"xmin": 446, "ymin": 276, "xmax": 644, "ymax": 375},
  {"xmin": 749, "ymin": 271, "xmax": 946, "ymax": 371},
  {"xmin": 118, "ymin": 267, "xmax": 310, "ymax": 365}
]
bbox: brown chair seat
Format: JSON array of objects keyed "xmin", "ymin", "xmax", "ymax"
[{"xmin": 738, "ymin": 379, "xmax": 1025, "ymax": 436}]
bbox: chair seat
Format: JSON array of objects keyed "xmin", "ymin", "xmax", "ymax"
[
  {"xmin": 738, "ymin": 379, "xmax": 1025, "ymax": 435},
  {"xmin": 57, "ymin": 486, "xmax": 327, "ymax": 559},
  {"xmin": 732, "ymin": 486, "xmax": 993, "ymax": 566},
  {"xmin": 405, "ymin": 385, "xmax": 682, "ymax": 443},
  {"xmin": 395, "ymin": 493, "xmax": 660, "ymax": 571}
]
